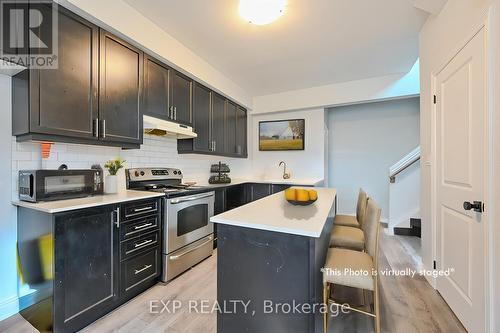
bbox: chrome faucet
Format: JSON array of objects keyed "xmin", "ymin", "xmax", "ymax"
[{"xmin": 279, "ymin": 161, "xmax": 291, "ymax": 179}]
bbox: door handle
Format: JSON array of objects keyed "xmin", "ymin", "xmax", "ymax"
[
  {"xmin": 169, "ymin": 236, "xmax": 213, "ymax": 261},
  {"xmin": 463, "ymin": 201, "xmax": 484, "ymax": 213},
  {"xmin": 170, "ymin": 192, "xmax": 214, "ymax": 204},
  {"xmin": 93, "ymin": 119, "xmax": 99, "ymax": 138},
  {"xmin": 113, "ymin": 207, "xmax": 120, "ymax": 228},
  {"xmin": 174, "ymin": 106, "xmax": 177, "ymax": 120},
  {"xmin": 100, "ymin": 119, "xmax": 106, "ymax": 138}
]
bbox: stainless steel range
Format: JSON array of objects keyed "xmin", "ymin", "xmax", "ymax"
[{"xmin": 126, "ymin": 168, "xmax": 214, "ymax": 282}]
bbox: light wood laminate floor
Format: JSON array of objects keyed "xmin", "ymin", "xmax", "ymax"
[{"xmin": 0, "ymin": 232, "xmax": 466, "ymax": 333}]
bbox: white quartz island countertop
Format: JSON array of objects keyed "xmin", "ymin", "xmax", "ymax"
[
  {"xmin": 12, "ymin": 190, "xmax": 165, "ymax": 214},
  {"xmin": 210, "ymin": 187, "xmax": 337, "ymax": 238}
]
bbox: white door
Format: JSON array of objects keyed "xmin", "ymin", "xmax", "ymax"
[{"xmin": 435, "ymin": 29, "xmax": 486, "ymax": 332}]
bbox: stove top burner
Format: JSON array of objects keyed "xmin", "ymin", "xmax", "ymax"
[{"xmin": 126, "ymin": 168, "xmax": 210, "ymax": 198}]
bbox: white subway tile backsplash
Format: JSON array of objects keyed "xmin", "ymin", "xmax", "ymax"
[{"xmin": 11, "ymin": 134, "xmax": 250, "ymax": 200}]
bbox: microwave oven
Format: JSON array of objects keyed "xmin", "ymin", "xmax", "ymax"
[{"xmin": 19, "ymin": 169, "xmax": 103, "ymax": 202}]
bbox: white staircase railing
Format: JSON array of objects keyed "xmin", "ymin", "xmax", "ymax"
[
  {"xmin": 388, "ymin": 146, "xmax": 421, "ymax": 232},
  {"xmin": 389, "ymin": 146, "xmax": 420, "ymax": 183}
]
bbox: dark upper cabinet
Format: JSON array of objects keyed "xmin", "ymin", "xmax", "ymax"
[
  {"xmin": 12, "ymin": 8, "xmax": 142, "ymax": 149},
  {"xmin": 212, "ymin": 93, "xmax": 226, "ymax": 154},
  {"xmin": 143, "ymin": 55, "xmax": 170, "ymax": 121},
  {"xmin": 12, "ymin": 7, "xmax": 99, "ymax": 140},
  {"xmin": 170, "ymin": 70, "xmax": 193, "ymax": 125},
  {"xmin": 225, "ymin": 101, "xmax": 237, "ymax": 155},
  {"xmin": 53, "ymin": 205, "xmax": 119, "ymax": 333},
  {"xmin": 99, "ymin": 30, "xmax": 143, "ymax": 145},
  {"xmin": 236, "ymin": 106, "xmax": 247, "ymax": 157},
  {"xmin": 192, "ymin": 83, "xmax": 212, "ymax": 152}
]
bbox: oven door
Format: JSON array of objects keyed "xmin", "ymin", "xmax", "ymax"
[{"xmin": 165, "ymin": 191, "xmax": 214, "ymax": 253}]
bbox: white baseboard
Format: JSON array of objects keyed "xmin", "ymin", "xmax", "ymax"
[{"xmin": 0, "ymin": 296, "xmax": 19, "ymax": 321}]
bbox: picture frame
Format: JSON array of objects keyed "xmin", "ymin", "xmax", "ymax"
[{"xmin": 258, "ymin": 119, "xmax": 305, "ymax": 151}]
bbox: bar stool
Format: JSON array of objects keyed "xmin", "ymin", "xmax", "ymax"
[
  {"xmin": 322, "ymin": 199, "xmax": 381, "ymax": 333},
  {"xmin": 333, "ymin": 188, "xmax": 368, "ymax": 229}
]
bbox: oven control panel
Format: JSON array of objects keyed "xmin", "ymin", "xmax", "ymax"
[{"xmin": 126, "ymin": 168, "xmax": 182, "ymax": 182}]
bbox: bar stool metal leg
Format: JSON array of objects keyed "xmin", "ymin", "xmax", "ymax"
[{"xmin": 323, "ymin": 282, "xmax": 329, "ymax": 333}]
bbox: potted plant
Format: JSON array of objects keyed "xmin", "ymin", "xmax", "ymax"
[{"xmin": 103, "ymin": 158, "xmax": 125, "ymax": 194}]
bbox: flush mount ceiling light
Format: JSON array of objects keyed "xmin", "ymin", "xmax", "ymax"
[{"xmin": 239, "ymin": 0, "xmax": 287, "ymax": 25}]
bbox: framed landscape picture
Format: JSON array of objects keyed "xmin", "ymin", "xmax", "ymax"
[{"xmin": 259, "ymin": 119, "xmax": 305, "ymax": 151}]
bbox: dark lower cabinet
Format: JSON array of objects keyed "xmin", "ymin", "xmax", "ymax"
[
  {"xmin": 17, "ymin": 198, "xmax": 161, "ymax": 333},
  {"xmin": 213, "ymin": 188, "xmax": 226, "ymax": 249},
  {"xmin": 53, "ymin": 205, "xmax": 119, "ymax": 333},
  {"xmin": 271, "ymin": 184, "xmax": 291, "ymax": 194},
  {"xmin": 99, "ymin": 30, "xmax": 143, "ymax": 145},
  {"xmin": 246, "ymin": 183, "xmax": 271, "ymax": 202}
]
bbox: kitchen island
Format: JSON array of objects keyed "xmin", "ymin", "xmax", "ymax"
[{"xmin": 210, "ymin": 187, "xmax": 337, "ymax": 333}]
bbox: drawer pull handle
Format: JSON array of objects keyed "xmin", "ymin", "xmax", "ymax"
[
  {"xmin": 134, "ymin": 223, "xmax": 153, "ymax": 230},
  {"xmin": 134, "ymin": 206, "xmax": 154, "ymax": 212},
  {"xmin": 134, "ymin": 264, "xmax": 152, "ymax": 275},
  {"xmin": 169, "ymin": 236, "xmax": 213, "ymax": 261},
  {"xmin": 134, "ymin": 239, "xmax": 153, "ymax": 248}
]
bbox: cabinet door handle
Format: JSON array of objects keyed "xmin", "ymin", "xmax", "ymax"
[
  {"xmin": 213, "ymin": 141, "xmax": 216, "ymax": 151},
  {"xmin": 134, "ymin": 222, "xmax": 153, "ymax": 230},
  {"xmin": 134, "ymin": 239, "xmax": 153, "ymax": 248},
  {"xmin": 174, "ymin": 106, "xmax": 177, "ymax": 120},
  {"xmin": 169, "ymin": 106, "xmax": 173, "ymax": 119},
  {"xmin": 134, "ymin": 206, "xmax": 153, "ymax": 213},
  {"xmin": 100, "ymin": 119, "xmax": 106, "ymax": 138},
  {"xmin": 93, "ymin": 119, "xmax": 99, "ymax": 138},
  {"xmin": 134, "ymin": 264, "xmax": 152, "ymax": 275},
  {"xmin": 114, "ymin": 207, "xmax": 120, "ymax": 228}
]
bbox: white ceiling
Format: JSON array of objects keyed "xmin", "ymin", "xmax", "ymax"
[{"xmin": 124, "ymin": 0, "xmax": 428, "ymax": 97}]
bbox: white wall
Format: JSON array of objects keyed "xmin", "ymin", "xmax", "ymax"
[
  {"xmin": 252, "ymin": 60, "xmax": 420, "ymax": 114},
  {"xmin": 250, "ymin": 108, "xmax": 326, "ymax": 181},
  {"xmin": 419, "ymin": 0, "xmax": 499, "ymax": 330},
  {"xmin": 327, "ymin": 98, "xmax": 420, "ymax": 221},
  {"xmin": 59, "ymin": 0, "xmax": 252, "ymax": 108},
  {"xmin": 389, "ymin": 163, "xmax": 421, "ymax": 229},
  {"xmin": 0, "ymin": 75, "xmax": 17, "ymax": 320}
]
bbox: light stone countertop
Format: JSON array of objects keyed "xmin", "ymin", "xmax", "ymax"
[
  {"xmin": 11, "ymin": 178, "xmax": 325, "ymax": 214},
  {"xmin": 12, "ymin": 190, "xmax": 165, "ymax": 214},
  {"xmin": 192, "ymin": 177, "xmax": 325, "ymax": 188},
  {"xmin": 210, "ymin": 187, "xmax": 337, "ymax": 238}
]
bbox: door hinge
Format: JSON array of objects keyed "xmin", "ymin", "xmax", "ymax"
[
  {"xmin": 433, "ymin": 260, "xmax": 437, "ymax": 270},
  {"xmin": 433, "ymin": 95, "xmax": 437, "ymax": 104}
]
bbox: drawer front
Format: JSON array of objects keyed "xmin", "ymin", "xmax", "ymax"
[
  {"xmin": 121, "ymin": 231, "xmax": 159, "ymax": 260},
  {"xmin": 121, "ymin": 248, "xmax": 160, "ymax": 293},
  {"xmin": 121, "ymin": 215, "xmax": 159, "ymax": 240},
  {"xmin": 122, "ymin": 199, "xmax": 159, "ymax": 220}
]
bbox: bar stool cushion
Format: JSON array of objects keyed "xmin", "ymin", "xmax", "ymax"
[
  {"xmin": 329, "ymin": 225, "xmax": 365, "ymax": 251},
  {"xmin": 323, "ymin": 248, "xmax": 375, "ymax": 290},
  {"xmin": 334, "ymin": 214, "xmax": 360, "ymax": 228}
]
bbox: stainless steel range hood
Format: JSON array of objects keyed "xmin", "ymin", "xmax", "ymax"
[{"xmin": 143, "ymin": 115, "xmax": 197, "ymax": 139}]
